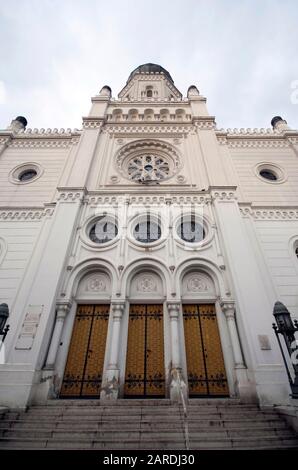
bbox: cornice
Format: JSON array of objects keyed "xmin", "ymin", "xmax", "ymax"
[
  {"xmin": 82, "ymin": 118, "xmax": 105, "ymax": 129},
  {"xmin": 57, "ymin": 187, "xmax": 86, "ymax": 202},
  {"xmin": 193, "ymin": 118, "xmax": 216, "ymax": 130},
  {"xmin": 85, "ymin": 193, "xmax": 211, "ymax": 206},
  {"xmin": 210, "ymin": 187, "xmax": 238, "ymax": 201},
  {"xmin": 239, "ymin": 205, "xmax": 298, "ymax": 220},
  {"xmin": 103, "ymin": 123, "xmax": 194, "ymax": 135},
  {"xmin": 216, "ymin": 128, "xmax": 298, "ymax": 148},
  {"xmin": 0, "ymin": 207, "xmax": 54, "ymax": 220},
  {"xmin": 0, "ymin": 128, "xmax": 81, "ymax": 149}
]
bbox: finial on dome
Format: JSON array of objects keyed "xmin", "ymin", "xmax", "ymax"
[
  {"xmin": 187, "ymin": 85, "xmax": 200, "ymax": 98},
  {"xmin": 7, "ymin": 116, "xmax": 28, "ymax": 133},
  {"xmin": 271, "ymin": 116, "xmax": 289, "ymax": 131},
  {"xmin": 99, "ymin": 86, "xmax": 112, "ymax": 98}
]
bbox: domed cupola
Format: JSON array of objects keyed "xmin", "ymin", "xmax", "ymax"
[
  {"xmin": 127, "ymin": 63, "xmax": 174, "ymax": 84},
  {"xmin": 119, "ymin": 62, "xmax": 181, "ymax": 101}
]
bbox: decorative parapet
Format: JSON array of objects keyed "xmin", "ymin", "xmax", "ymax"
[
  {"xmin": 216, "ymin": 128, "xmax": 298, "ymax": 149},
  {"xmin": 239, "ymin": 205, "xmax": 298, "ymax": 220},
  {"xmin": 0, "ymin": 128, "xmax": 81, "ymax": 149}
]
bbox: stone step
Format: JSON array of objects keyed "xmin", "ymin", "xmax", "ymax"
[
  {"xmin": 0, "ymin": 418, "xmax": 288, "ymax": 431},
  {"xmin": 0, "ymin": 434, "xmax": 297, "ymax": 450},
  {"xmin": 0, "ymin": 427, "xmax": 293, "ymax": 440},
  {"xmin": 14, "ymin": 410, "xmax": 276, "ymax": 422},
  {"xmin": 1, "ymin": 400, "xmax": 297, "ymax": 451}
]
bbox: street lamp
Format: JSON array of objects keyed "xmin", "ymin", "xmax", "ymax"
[
  {"xmin": 0, "ymin": 303, "xmax": 9, "ymax": 343},
  {"xmin": 272, "ymin": 301, "xmax": 298, "ymax": 399}
]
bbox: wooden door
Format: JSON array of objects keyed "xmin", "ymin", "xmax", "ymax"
[
  {"xmin": 60, "ymin": 304, "xmax": 109, "ymax": 398},
  {"xmin": 183, "ymin": 304, "xmax": 229, "ymax": 397},
  {"xmin": 124, "ymin": 304, "xmax": 165, "ymax": 397}
]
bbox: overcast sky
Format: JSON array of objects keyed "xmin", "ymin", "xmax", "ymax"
[{"xmin": 0, "ymin": 0, "xmax": 297, "ymax": 131}]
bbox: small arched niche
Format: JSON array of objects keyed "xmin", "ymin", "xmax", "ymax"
[
  {"xmin": 129, "ymin": 270, "xmax": 164, "ymax": 300},
  {"xmin": 144, "ymin": 108, "xmax": 154, "ymax": 120},
  {"xmin": 182, "ymin": 271, "xmax": 216, "ymax": 300},
  {"xmin": 128, "ymin": 108, "xmax": 139, "ymax": 120},
  {"xmin": 76, "ymin": 271, "xmax": 111, "ymax": 301}
]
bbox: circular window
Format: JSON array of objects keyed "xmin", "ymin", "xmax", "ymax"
[
  {"xmin": 9, "ymin": 163, "xmax": 43, "ymax": 185},
  {"xmin": 255, "ymin": 163, "xmax": 286, "ymax": 184},
  {"xmin": 174, "ymin": 213, "xmax": 212, "ymax": 248},
  {"xmin": 127, "ymin": 154, "xmax": 170, "ymax": 183},
  {"xmin": 89, "ymin": 216, "xmax": 118, "ymax": 244},
  {"xmin": 19, "ymin": 169, "xmax": 37, "ymax": 182},
  {"xmin": 177, "ymin": 220, "xmax": 205, "ymax": 243},
  {"xmin": 116, "ymin": 140, "xmax": 182, "ymax": 184},
  {"xmin": 259, "ymin": 169, "xmax": 277, "ymax": 181},
  {"xmin": 133, "ymin": 219, "xmax": 161, "ymax": 243}
]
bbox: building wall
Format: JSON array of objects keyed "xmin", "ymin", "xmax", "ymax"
[{"xmin": 0, "ymin": 72, "xmax": 297, "ymax": 408}]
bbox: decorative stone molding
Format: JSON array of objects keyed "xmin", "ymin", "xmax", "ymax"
[
  {"xmin": 217, "ymin": 136, "xmax": 227, "ymax": 145},
  {"xmin": 111, "ymin": 302, "xmax": 125, "ymax": 319},
  {"xmin": 0, "ymin": 137, "xmax": 11, "ymax": 146},
  {"xmin": 86, "ymin": 194, "xmax": 211, "ymax": 205},
  {"xmin": 194, "ymin": 120, "xmax": 216, "ymax": 130},
  {"xmin": 167, "ymin": 302, "xmax": 180, "ymax": 318},
  {"xmin": 131, "ymin": 271, "xmax": 163, "ymax": 297},
  {"xmin": 56, "ymin": 301, "xmax": 72, "ymax": 319},
  {"xmin": 239, "ymin": 206, "xmax": 298, "ymax": 220},
  {"xmin": 211, "ymin": 190, "xmax": 237, "ymax": 201},
  {"xmin": 186, "ymin": 274, "xmax": 210, "ymax": 292},
  {"xmin": 227, "ymin": 139, "xmax": 290, "ymax": 149},
  {"xmin": 77, "ymin": 272, "xmax": 111, "ymax": 298},
  {"xmin": 15, "ymin": 128, "xmax": 80, "ymax": 135},
  {"xmin": 57, "ymin": 190, "xmax": 85, "ymax": 202},
  {"xmin": 82, "ymin": 119, "xmax": 104, "ymax": 130},
  {"xmin": 105, "ymin": 124, "xmax": 193, "ymax": 135},
  {"xmin": 137, "ymin": 274, "xmax": 157, "ymax": 292},
  {"xmin": 0, "ymin": 208, "xmax": 54, "ymax": 220},
  {"xmin": 3, "ymin": 128, "xmax": 81, "ymax": 148},
  {"xmin": 220, "ymin": 301, "xmax": 236, "ymax": 319},
  {"xmin": 86, "ymin": 274, "xmax": 107, "ymax": 292},
  {"xmin": 182, "ymin": 272, "xmax": 215, "ymax": 297}
]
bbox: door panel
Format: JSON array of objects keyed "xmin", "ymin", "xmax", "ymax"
[
  {"xmin": 183, "ymin": 304, "xmax": 229, "ymax": 397},
  {"xmin": 124, "ymin": 304, "xmax": 165, "ymax": 397},
  {"xmin": 60, "ymin": 304, "xmax": 109, "ymax": 398}
]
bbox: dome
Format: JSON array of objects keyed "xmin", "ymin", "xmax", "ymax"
[{"xmin": 127, "ymin": 63, "xmax": 174, "ymax": 84}]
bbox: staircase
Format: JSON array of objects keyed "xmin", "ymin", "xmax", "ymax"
[{"xmin": 0, "ymin": 399, "xmax": 297, "ymax": 450}]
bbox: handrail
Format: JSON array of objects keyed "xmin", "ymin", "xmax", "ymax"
[{"xmin": 177, "ymin": 371, "xmax": 190, "ymax": 450}]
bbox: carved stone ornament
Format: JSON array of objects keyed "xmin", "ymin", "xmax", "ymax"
[
  {"xmin": 137, "ymin": 275, "xmax": 157, "ymax": 292},
  {"xmin": 187, "ymin": 275, "xmax": 209, "ymax": 292},
  {"xmin": 86, "ymin": 274, "xmax": 107, "ymax": 292},
  {"xmin": 183, "ymin": 273, "xmax": 215, "ymax": 296}
]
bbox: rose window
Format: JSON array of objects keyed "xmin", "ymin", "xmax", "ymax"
[{"xmin": 127, "ymin": 154, "xmax": 170, "ymax": 183}]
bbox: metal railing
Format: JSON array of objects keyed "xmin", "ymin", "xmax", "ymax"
[{"xmin": 177, "ymin": 371, "xmax": 190, "ymax": 450}]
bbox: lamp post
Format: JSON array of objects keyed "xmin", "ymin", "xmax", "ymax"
[
  {"xmin": 0, "ymin": 303, "xmax": 10, "ymax": 343},
  {"xmin": 272, "ymin": 301, "xmax": 298, "ymax": 399}
]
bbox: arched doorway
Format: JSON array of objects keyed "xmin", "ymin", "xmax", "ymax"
[
  {"xmin": 124, "ymin": 271, "xmax": 166, "ymax": 398},
  {"xmin": 181, "ymin": 271, "xmax": 229, "ymax": 397},
  {"xmin": 60, "ymin": 271, "xmax": 111, "ymax": 398}
]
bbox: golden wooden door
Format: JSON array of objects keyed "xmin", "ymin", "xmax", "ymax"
[
  {"xmin": 183, "ymin": 304, "xmax": 229, "ymax": 397},
  {"xmin": 60, "ymin": 304, "xmax": 109, "ymax": 398},
  {"xmin": 124, "ymin": 304, "xmax": 165, "ymax": 398}
]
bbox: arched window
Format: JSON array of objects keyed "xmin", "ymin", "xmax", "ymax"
[{"xmin": 146, "ymin": 89, "xmax": 152, "ymax": 97}]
